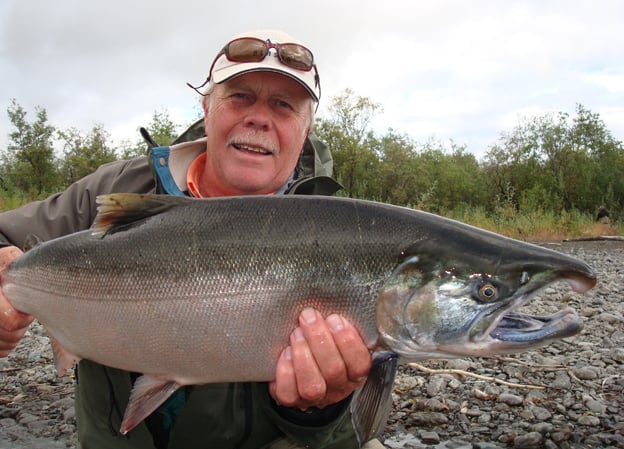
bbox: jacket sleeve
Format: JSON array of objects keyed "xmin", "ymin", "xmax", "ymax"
[
  {"xmin": 0, "ymin": 157, "xmax": 155, "ymax": 249},
  {"xmin": 254, "ymin": 383, "xmax": 359, "ymax": 449}
]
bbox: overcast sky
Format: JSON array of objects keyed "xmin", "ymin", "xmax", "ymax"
[{"xmin": 1, "ymin": 0, "xmax": 623, "ymax": 159}]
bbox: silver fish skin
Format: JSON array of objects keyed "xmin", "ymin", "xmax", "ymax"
[{"xmin": 0, "ymin": 193, "xmax": 596, "ymax": 443}]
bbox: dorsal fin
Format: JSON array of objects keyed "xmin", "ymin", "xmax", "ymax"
[{"xmin": 93, "ymin": 193, "xmax": 189, "ymax": 237}]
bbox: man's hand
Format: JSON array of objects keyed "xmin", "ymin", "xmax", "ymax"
[
  {"xmin": 0, "ymin": 246, "xmax": 33, "ymax": 357},
  {"xmin": 269, "ymin": 307, "xmax": 372, "ymax": 410}
]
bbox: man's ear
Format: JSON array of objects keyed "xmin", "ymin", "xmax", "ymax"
[
  {"xmin": 202, "ymin": 95, "xmax": 210, "ymax": 115},
  {"xmin": 301, "ymin": 128, "xmax": 311, "ymax": 155}
]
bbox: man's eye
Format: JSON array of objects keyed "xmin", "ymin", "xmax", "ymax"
[{"xmin": 276, "ymin": 100, "xmax": 292, "ymax": 109}]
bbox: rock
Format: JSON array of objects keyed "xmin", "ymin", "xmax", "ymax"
[
  {"xmin": 383, "ymin": 432, "xmax": 421, "ymax": 448},
  {"xmin": 472, "ymin": 443, "xmax": 501, "ymax": 449},
  {"xmin": 477, "ymin": 413, "xmax": 491, "ymax": 424},
  {"xmin": 445, "ymin": 359, "xmax": 473, "ymax": 371},
  {"xmin": 513, "ymin": 431, "xmax": 543, "ymax": 448},
  {"xmin": 394, "ymin": 374, "xmax": 422, "ymax": 392},
  {"xmin": 577, "ymin": 415, "xmax": 601, "ymax": 426},
  {"xmin": 550, "ymin": 371, "xmax": 572, "ymax": 389},
  {"xmin": 422, "ymin": 397, "xmax": 449, "ymax": 412},
  {"xmin": 16, "ymin": 412, "xmax": 39, "ymax": 425},
  {"xmin": 63, "ymin": 406, "xmax": 75, "ymax": 422},
  {"xmin": 530, "ymin": 406, "xmax": 552, "ymax": 421},
  {"xmin": 572, "ymin": 366, "xmax": 600, "ymax": 380},
  {"xmin": 0, "ymin": 417, "xmax": 18, "ymax": 428},
  {"xmin": 498, "ymin": 393, "xmax": 524, "ymax": 406},
  {"xmin": 584, "ymin": 398, "xmax": 607, "ymax": 414},
  {"xmin": 420, "ymin": 431, "xmax": 440, "ymax": 444},
  {"xmin": 407, "ymin": 412, "xmax": 449, "ymax": 426},
  {"xmin": 425, "ymin": 375, "xmax": 449, "ymax": 397},
  {"xmin": 531, "ymin": 422, "xmax": 553, "ymax": 434}
]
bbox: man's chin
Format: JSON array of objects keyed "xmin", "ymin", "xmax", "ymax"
[{"xmin": 226, "ymin": 176, "xmax": 285, "ymax": 196}]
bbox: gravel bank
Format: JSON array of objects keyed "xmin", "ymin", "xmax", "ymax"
[{"xmin": 1, "ymin": 240, "xmax": 622, "ymax": 449}]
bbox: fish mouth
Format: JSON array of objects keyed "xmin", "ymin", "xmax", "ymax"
[
  {"xmin": 480, "ymin": 271, "xmax": 595, "ymax": 350},
  {"xmin": 490, "ymin": 307, "xmax": 582, "ymax": 343}
]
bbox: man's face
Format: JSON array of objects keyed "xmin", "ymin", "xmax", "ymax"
[{"xmin": 200, "ymin": 71, "xmax": 313, "ymax": 197}]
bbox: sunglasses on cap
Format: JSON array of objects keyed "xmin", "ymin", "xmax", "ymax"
[
  {"xmin": 187, "ymin": 37, "xmax": 320, "ymax": 99},
  {"xmin": 215, "ymin": 37, "xmax": 315, "ymax": 72}
]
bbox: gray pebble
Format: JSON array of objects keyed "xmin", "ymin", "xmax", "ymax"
[
  {"xmin": 531, "ymin": 406, "xmax": 552, "ymax": 420},
  {"xmin": 573, "ymin": 366, "xmax": 600, "ymax": 380},
  {"xmin": 498, "ymin": 393, "xmax": 524, "ymax": 406},
  {"xmin": 584, "ymin": 398, "xmax": 607, "ymax": 414},
  {"xmin": 420, "ymin": 431, "xmax": 440, "ymax": 444},
  {"xmin": 577, "ymin": 415, "xmax": 601, "ymax": 426},
  {"xmin": 513, "ymin": 431, "xmax": 543, "ymax": 448}
]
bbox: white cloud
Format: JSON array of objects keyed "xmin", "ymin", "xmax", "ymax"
[{"xmin": 1, "ymin": 0, "xmax": 623, "ymax": 159}]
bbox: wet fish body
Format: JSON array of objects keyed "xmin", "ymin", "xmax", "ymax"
[{"xmin": 0, "ymin": 194, "xmax": 596, "ymax": 444}]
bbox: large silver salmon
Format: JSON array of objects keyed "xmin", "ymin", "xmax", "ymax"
[{"xmin": 0, "ymin": 194, "xmax": 596, "ymax": 445}]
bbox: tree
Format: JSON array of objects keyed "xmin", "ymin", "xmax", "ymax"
[
  {"xmin": 315, "ymin": 89, "xmax": 382, "ymax": 197},
  {"xmin": 119, "ymin": 109, "xmax": 183, "ymax": 159},
  {"xmin": 482, "ymin": 104, "xmax": 624, "ymax": 214},
  {"xmin": 58, "ymin": 124, "xmax": 118, "ymax": 184},
  {"xmin": 373, "ymin": 130, "xmax": 421, "ymax": 205},
  {"xmin": 2, "ymin": 99, "xmax": 60, "ymax": 197}
]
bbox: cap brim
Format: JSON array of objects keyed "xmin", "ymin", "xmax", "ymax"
[{"xmin": 211, "ymin": 56, "xmax": 319, "ymax": 102}]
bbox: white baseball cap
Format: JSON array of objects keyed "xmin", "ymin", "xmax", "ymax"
[{"xmin": 207, "ymin": 29, "xmax": 321, "ymax": 102}]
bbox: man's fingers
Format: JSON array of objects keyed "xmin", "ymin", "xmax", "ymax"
[
  {"xmin": 270, "ymin": 346, "xmax": 300, "ymax": 407},
  {"xmin": 290, "ymin": 326, "xmax": 326, "ymax": 404},
  {"xmin": 0, "ymin": 246, "xmax": 22, "ymax": 271},
  {"xmin": 0, "ymin": 244, "xmax": 31, "ymax": 330},
  {"xmin": 0, "ymin": 296, "xmax": 33, "ymax": 332},
  {"xmin": 0, "ymin": 246, "xmax": 32, "ymax": 358},
  {"xmin": 0, "ymin": 322, "xmax": 30, "ymax": 357},
  {"xmin": 298, "ymin": 308, "xmax": 348, "ymax": 390},
  {"xmin": 270, "ymin": 308, "xmax": 373, "ymax": 411},
  {"xmin": 325, "ymin": 314, "xmax": 371, "ymax": 384}
]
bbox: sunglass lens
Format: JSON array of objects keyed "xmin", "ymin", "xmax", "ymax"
[
  {"xmin": 278, "ymin": 44, "xmax": 314, "ymax": 70},
  {"xmin": 227, "ymin": 39, "xmax": 267, "ymax": 62}
]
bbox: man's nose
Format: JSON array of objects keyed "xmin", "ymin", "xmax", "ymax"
[{"xmin": 243, "ymin": 101, "xmax": 272, "ymax": 130}]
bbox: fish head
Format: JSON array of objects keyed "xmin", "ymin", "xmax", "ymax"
[{"xmin": 376, "ymin": 233, "xmax": 596, "ymax": 360}]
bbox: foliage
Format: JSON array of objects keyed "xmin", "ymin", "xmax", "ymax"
[
  {"xmin": 315, "ymin": 90, "xmax": 489, "ymax": 211},
  {"xmin": 315, "ymin": 89, "xmax": 382, "ymax": 198},
  {"xmin": 1, "ymin": 95, "xmax": 623, "ymax": 240},
  {"xmin": 2, "ymin": 99, "xmax": 60, "ymax": 198},
  {"xmin": 58, "ymin": 124, "xmax": 117, "ymax": 185},
  {"xmin": 483, "ymin": 104, "xmax": 624, "ymax": 216},
  {"xmin": 119, "ymin": 109, "xmax": 182, "ymax": 159}
]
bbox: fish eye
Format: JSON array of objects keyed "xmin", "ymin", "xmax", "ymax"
[{"xmin": 474, "ymin": 281, "xmax": 499, "ymax": 302}]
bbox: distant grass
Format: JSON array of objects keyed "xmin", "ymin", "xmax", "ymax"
[
  {"xmin": 444, "ymin": 204, "xmax": 622, "ymax": 241},
  {"xmin": 0, "ymin": 193, "xmax": 38, "ymax": 212}
]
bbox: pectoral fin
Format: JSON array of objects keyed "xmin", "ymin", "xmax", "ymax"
[
  {"xmin": 48, "ymin": 333, "xmax": 80, "ymax": 376},
  {"xmin": 120, "ymin": 375, "xmax": 182, "ymax": 435},
  {"xmin": 351, "ymin": 351, "xmax": 399, "ymax": 445}
]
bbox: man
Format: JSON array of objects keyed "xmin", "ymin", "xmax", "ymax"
[{"xmin": 0, "ymin": 30, "xmax": 381, "ymax": 448}]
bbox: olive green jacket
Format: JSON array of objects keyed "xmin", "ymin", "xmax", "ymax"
[{"xmin": 0, "ymin": 134, "xmax": 359, "ymax": 449}]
